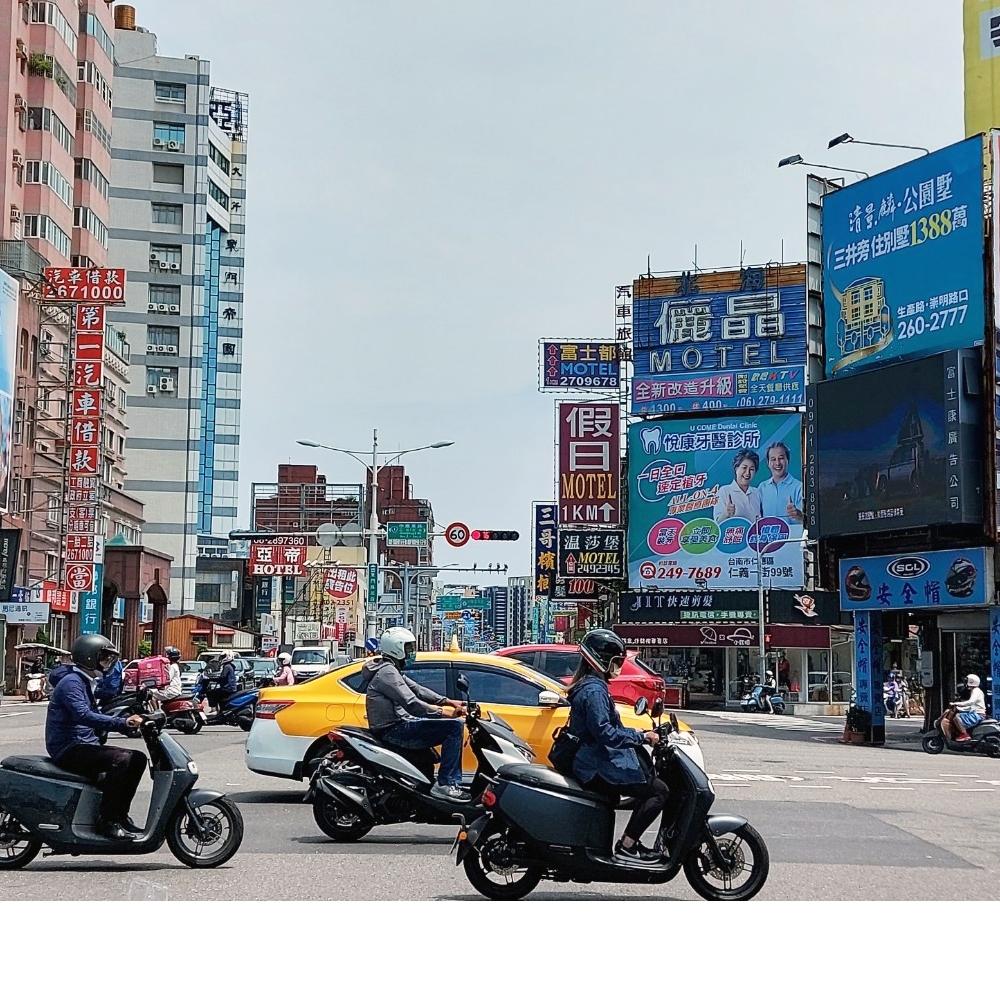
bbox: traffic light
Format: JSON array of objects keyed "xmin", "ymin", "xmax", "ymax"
[{"xmin": 471, "ymin": 530, "xmax": 519, "ymax": 541}]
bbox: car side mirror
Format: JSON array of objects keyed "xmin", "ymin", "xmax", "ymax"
[
  {"xmin": 650, "ymin": 698, "xmax": 664, "ymax": 720},
  {"xmin": 538, "ymin": 690, "xmax": 561, "ymax": 708},
  {"xmin": 634, "ymin": 696, "xmax": 649, "ymax": 716},
  {"xmin": 456, "ymin": 674, "xmax": 469, "ymax": 695}
]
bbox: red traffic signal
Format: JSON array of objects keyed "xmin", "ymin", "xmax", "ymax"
[{"xmin": 471, "ymin": 530, "xmax": 519, "ymax": 541}]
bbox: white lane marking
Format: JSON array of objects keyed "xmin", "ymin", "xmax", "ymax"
[
  {"xmin": 0, "ymin": 712, "xmax": 30, "ymax": 719},
  {"xmin": 866, "ymin": 771, "xmax": 909, "ymax": 775},
  {"xmin": 694, "ymin": 710, "xmax": 844, "ymax": 732},
  {"xmin": 795, "ymin": 770, "xmax": 835, "ymax": 774},
  {"xmin": 955, "ymin": 789, "xmax": 994, "ymax": 792},
  {"xmin": 789, "ymin": 785, "xmax": 833, "ymax": 789},
  {"xmin": 940, "ymin": 773, "xmax": 979, "ymax": 778}
]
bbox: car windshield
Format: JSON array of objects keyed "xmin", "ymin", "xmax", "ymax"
[{"xmin": 292, "ymin": 650, "xmax": 328, "ymax": 664}]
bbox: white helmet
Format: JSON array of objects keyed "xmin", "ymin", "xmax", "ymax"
[
  {"xmin": 276, "ymin": 652, "xmax": 291, "ymax": 666},
  {"xmin": 966, "ymin": 673, "xmax": 980, "ymax": 688},
  {"xmin": 380, "ymin": 626, "xmax": 417, "ymax": 662}
]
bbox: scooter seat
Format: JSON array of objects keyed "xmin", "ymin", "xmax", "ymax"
[
  {"xmin": 497, "ymin": 762, "xmax": 608, "ymax": 803},
  {"xmin": 1, "ymin": 755, "xmax": 99, "ymax": 785}
]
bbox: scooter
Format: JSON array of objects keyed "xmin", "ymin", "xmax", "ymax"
[
  {"xmin": 454, "ymin": 698, "xmax": 769, "ymax": 901},
  {"xmin": 922, "ymin": 713, "xmax": 1000, "ymax": 757},
  {"xmin": 159, "ymin": 694, "xmax": 207, "ymax": 735},
  {"xmin": 194, "ymin": 682, "xmax": 258, "ymax": 732},
  {"xmin": 305, "ymin": 674, "xmax": 535, "ymax": 842},
  {"xmin": 25, "ymin": 670, "xmax": 48, "ymax": 703},
  {"xmin": 884, "ymin": 681, "xmax": 907, "ymax": 719},
  {"xmin": 740, "ymin": 680, "xmax": 785, "ymax": 715},
  {"xmin": 0, "ymin": 713, "xmax": 244, "ymax": 870}
]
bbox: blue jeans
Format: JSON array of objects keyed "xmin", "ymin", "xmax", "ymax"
[{"xmin": 380, "ymin": 718, "xmax": 465, "ymax": 786}]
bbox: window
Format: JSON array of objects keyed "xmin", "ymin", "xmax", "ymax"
[
  {"xmin": 24, "ymin": 160, "xmax": 73, "ymax": 207},
  {"xmin": 75, "ymin": 158, "xmax": 110, "ymax": 200},
  {"xmin": 149, "ymin": 244, "xmax": 181, "ymax": 267},
  {"xmin": 458, "ymin": 666, "xmax": 543, "ymax": 707},
  {"xmin": 46, "ymin": 493, "xmax": 61, "ymax": 526},
  {"xmin": 45, "ymin": 554, "xmax": 58, "ymax": 581},
  {"xmin": 27, "ymin": 106, "xmax": 73, "ymax": 154},
  {"xmin": 28, "ymin": 51, "xmax": 76, "ymax": 104},
  {"xmin": 146, "ymin": 325, "xmax": 180, "ymax": 355},
  {"xmin": 208, "ymin": 143, "xmax": 230, "ymax": 174},
  {"xmin": 73, "ymin": 206, "xmax": 109, "ymax": 248},
  {"xmin": 207, "ymin": 180, "xmax": 229, "ymax": 210},
  {"xmin": 152, "ymin": 202, "xmax": 182, "ymax": 226},
  {"xmin": 13, "ymin": 399, "xmax": 25, "ymax": 444},
  {"xmin": 148, "ymin": 285, "xmax": 180, "ymax": 307},
  {"xmin": 9, "ymin": 476, "xmax": 21, "ymax": 515},
  {"xmin": 77, "ymin": 61, "xmax": 112, "ymax": 108},
  {"xmin": 32, "ymin": 3, "xmax": 78, "ymax": 51},
  {"xmin": 155, "ymin": 82, "xmax": 186, "ymax": 103},
  {"xmin": 146, "ymin": 365, "xmax": 178, "ymax": 394},
  {"xmin": 79, "ymin": 11, "xmax": 114, "ymax": 61},
  {"xmin": 22, "ymin": 214, "xmax": 70, "ymax": 258},
  {"xmin": 76, "ymin": 109, "xmax": 111, "ymax": 154},
  {"xmin": 118, "ymin": 385, "xmax": 127, "ymax": 411},
  {"xmin": 153, "ymin": 122, "xmax": 186, "ymax": 151},
  {"xmin": 195, "ymin": 583, "xmax": 221, "ymax": 602},
  {"xmin": 152, "ymin": 163, "xmax": 184, "ymax": 186},
  {"xmin": 29, "ymin": 336, "xmax": 37, "ymax": 377},
  {"xmin": 402, "ymin": 665, "xmax": 449, "ymax": 695}
]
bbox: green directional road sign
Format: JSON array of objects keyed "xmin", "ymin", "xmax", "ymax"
[{"xmin": 386, "ymin": 522, "xmax": 428, "ymax": 543}]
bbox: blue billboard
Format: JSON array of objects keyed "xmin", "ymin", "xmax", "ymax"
[
  {"xmin": 632, "ymin": 264, "xmax": 806, "ymax": 415},
  {"xmin": 839, "ymin": 547, "xmax": 992, "ymax": 612},
  {"xmin": 823, "ymin": 136, "xmax": 985, "ymax": 378}
]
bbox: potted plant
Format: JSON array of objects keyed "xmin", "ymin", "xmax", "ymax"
[{"xmin": 842, "ymin": 704, "xmax": 871, "ymax": 745}]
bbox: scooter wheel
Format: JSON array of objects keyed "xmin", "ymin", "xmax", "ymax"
[
  {"xmin": 312, "ymin": 797, "xmax": 374, "ymax": 842},
  {"xmin": 684, "ymin": 822, "xmax": 769, "ymax": 901},
  {"xmin": 772, "ymin": 705, "xmax": 785, "ymax": 715},
  {"xmin": 983, "ymin": 737, "xmax": 1000, "ymax": 759},
  {"xmin": 463, "ymin": 823, "xmax": 541, "ymax": 901},
  {"xmin": 237, "ymin": 715, "xmax": 253, "ymax": 733},
  {"xmin": 921, "ymin": 733, "xmax": 945, "ymax": 755},
  {"xmin": 166, "ymin": 795, "xmax": 244, "ymax": 868},
  {"xmin": 0, "ymin": 811, "xmax": 42, "ymax": 870}
]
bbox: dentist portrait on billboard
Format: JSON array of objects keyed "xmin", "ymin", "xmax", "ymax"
[
  {"xmin": 758, "ymin": 441, "xmax": 803, "ymax": 524},
  {"xmin": 713, "ymin": 449, "xmax": 763, "ymax": 523}
]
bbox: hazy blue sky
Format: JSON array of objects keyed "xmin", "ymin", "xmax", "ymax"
[{"xmin": 136, "ymin": 0, "xmax": 965, "ymax": 579}]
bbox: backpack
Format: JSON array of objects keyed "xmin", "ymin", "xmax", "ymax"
[{"xmin": 548, "ymin": 725, "xmax": 583, "ymax": 776}]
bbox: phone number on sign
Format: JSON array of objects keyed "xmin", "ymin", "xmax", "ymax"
[
  {"xmin": 640, "ymin": 565, "xmax": 723, "ymax": 581},
  {"xmin": 44, "ymin": 284, "xmax": 125, "ymax": 302},
  {"xmin": 556, "ymin": 376, "xmax": 619, "ymax": 387},
  {"xmin": 897, "ymin": 305, "xmax": 968, "ymax": 341}
]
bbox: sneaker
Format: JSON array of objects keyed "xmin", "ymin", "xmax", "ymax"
[
  {"xmin": 430, "ymin": 783, "xmax": 471, "ymax": 802},
  {"xmin": 614, "ymin": 838, "xmax": 662, "ymax": 863},
  {"xmin": 120, "ymin": 817, "xmax": 144, "ymax": 835},
  {"xmin": 955, "ymin": 733, "xmax": 971, "ymax": 742},
  {"xmin": 97, "ymin": 821, "xmax": 137, "ymax": 842}
]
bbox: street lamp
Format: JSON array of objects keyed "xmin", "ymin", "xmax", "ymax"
[
  {"xmin": 297, "ymin": 431, "xmax": 454, "ymax": 640},
  {"xmin": 777, "ymin": 154, "xmax": 869, "ymax": 179},
  {"xmin": 828, "ymin": 133, "xmax": 929, "ymax": 156}
]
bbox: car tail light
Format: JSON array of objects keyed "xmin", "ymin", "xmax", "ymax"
[{"xmin": 254, "ymin": 700, "xmax": 294, "ymax": 719}]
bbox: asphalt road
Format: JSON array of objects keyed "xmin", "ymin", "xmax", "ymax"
[{"xmin": 1, "ymin": 702, "xmax": 998, "ymax": 901}]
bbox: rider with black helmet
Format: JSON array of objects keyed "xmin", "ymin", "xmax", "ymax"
[
  {"xmin": 44, "ymin": 634, "xmax": 146, "ymax": 841},
  {"xmin": 153, "ymin": 646, "xmax": 183, "ymax": 703},
  {"xmin": 566, "ymin": 629, "xmax": 668, "ymax": 864}
]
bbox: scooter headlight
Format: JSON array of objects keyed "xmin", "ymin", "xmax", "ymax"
[
  {"xmin": 516, "ymin": 745, "xmax": 535, "ymax": 762},
  {"xmin": 187, "ymin": 761, "xmax": 198, "ymax": 774}
]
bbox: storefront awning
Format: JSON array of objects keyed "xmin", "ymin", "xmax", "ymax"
[{"xmin": 189, "ymin": 628, "xmax": 211, "ymax": 636}]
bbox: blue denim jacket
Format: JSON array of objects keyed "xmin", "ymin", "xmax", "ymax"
[{"xmin": 568, "ymin": 675, "xmax": 645, "ymax": 785}]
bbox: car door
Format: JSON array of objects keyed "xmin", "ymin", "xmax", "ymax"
[
  {"xmin": 458, "ymin": 662, "xmax": 568, "ymax": 765},
  {"xmin": 338, "ymin": 661, "xmax": 452, "ymax": 729}
]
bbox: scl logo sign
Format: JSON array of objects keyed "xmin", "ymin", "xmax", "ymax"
[{"xmin": 886, "ymin": 556, "xmax": 930, "ymax": 579}]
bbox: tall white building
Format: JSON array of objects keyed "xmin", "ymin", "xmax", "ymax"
[{"xmin": 108, "ymin": 10, "xmax": 247, "ymax": 610}]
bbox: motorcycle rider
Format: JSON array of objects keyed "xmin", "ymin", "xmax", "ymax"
[
  {"xmin": 152, "ymin": 647, "xmax": 183, "ymax": 705},
  {"xmin": 44, "ymin": 635, "xmax": 145, "ymax": 840},
  {"xmin": 273, "ymin": 652, "xmax": 296, "ymax": 687},
  {"xmin": 93, "ymin": 653, "xmax": 124, "ymax": 709},
  {"xmin": 194, "ymin": 651, "xmax": 238, "ymax": 715},
  {"xmin": 761, "ymin": 670, "xmax": 776, "ymax": 714},
  {"xmin": 361, "ymin": 626, "xmax": 469, "ymax": 801},
  {"xmin": 567, "ymin": 629, "xmax": 666, "ymax": 864},
  {"xmin": 941, "ymin": 673, "xmax": 987, "ymax": 743}
]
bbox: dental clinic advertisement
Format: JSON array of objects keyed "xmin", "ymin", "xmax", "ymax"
[{"xmin": 627, "ymin": 414, "xmax": 804, "ymax": 590}]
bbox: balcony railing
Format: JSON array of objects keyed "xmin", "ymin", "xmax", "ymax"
[{"xmin": 0, "ymin": 239, "xmax": 48, "ymax": 280}]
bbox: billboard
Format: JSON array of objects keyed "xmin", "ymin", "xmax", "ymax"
[
  {"xmin": 807, "ymin": 350, "xmax": 983, "ymax": 537},
  {"xmin": 533, "ymin": 502, "xmax": 557, "ymax": 598},
  {"xmin": 631, "ymin": 264, "xmax": 806, "ymax": 415},
  {"xmin": 557, "ymin": 402, "xmax": 620, "ymax": 525},
  {"xmin": 41, "ymin": 267, "xmax": 126, "ymax": 303},
  {"xmin": 0, "ymin": 268, "xmax": 17, "ymax": 513},
  {"xmin": 249, "ymin": 538, "xmax": 307, "ymax": 576},
  {"xmin": 627, "ymin": 413, "xmax": 804, "ymax": 590},
  {"xmin": 541, "ymin": 342, "xmax": 621, "ymax": 390},
  {"xmin": 556, "ymin": 528, "xmax": 626, "ymax": 580},
  {"xmin": 822, "ymin": 136, "xmax": 985, "ymax": 378},
  {"xmin": 964, "ymin": 1, "xmax": 1000, "ymax": 136},
  {"xmin": 839, "ymin": 547, "xmax": 993, "ymax": 612}
]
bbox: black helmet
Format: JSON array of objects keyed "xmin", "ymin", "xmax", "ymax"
[
  {"xmin": 71, "ymin": 634, "xmax": 119, "ymax": 673},
  {"xmin": 579, "ymin": 629, "xmax": 627, "ymax": 677},
  {"xmin": 164, "ymin": 646, "xmax": 181, "ymax": 662}
]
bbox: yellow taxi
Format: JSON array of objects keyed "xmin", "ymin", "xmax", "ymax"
[{"xmin": 245, "ymin": 649, "xmax": 698, "ymax": 780}]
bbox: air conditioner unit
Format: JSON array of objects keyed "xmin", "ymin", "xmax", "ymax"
[
  {"xmin": 146, "ymin": 384, "xmax": 157, "ymax": 394},
  {"xmin": 157, "ymin": 260, "xmax": 171, "ymax": 269},
  {"xmin": 157, "ymin": 303, "xmax": 169, "ymax": 312},
  {"xmin": 168, "ymin": 262, "xmax": 180, "ymax": 271},
  {"xmin": 14, "ymin": 95, "xmax": 27, "ymax": 112},
  {"xmin": 167, "ymin": 304, "xmax": 180, "ymax": 313},
  {"xmin": 149, "ymin": 252, "xmax": 158, "ymax": 261},
  {"xmin": 37, "ymin": 339, "xmax": 51, "ymax": 357},
  {"xmin": 158, "ymin": 377, "xmax": 175, "ymax": 392},
  {"xmin": 147, "ymin": 303, "xmax": 158, "ymax": 312},
  {"xmin": 152, "ymin": 138, "xmax": 166, "ymax": 147},
  {"xmin": 10, "ymin": 207, "xmax": 22, "ymax": 224},
  {"xmin": 164, "ymin": 345, "xmax": 177, "ymax": 354},
  {"xmin": 167, "ymin": 141, "xmax": 181, "ymax": 151},
  {"xmin": 12, "ymin": 151, "xmax": 24, "ymax": 169}
]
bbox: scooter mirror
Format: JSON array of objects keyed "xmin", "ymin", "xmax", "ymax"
[
  {"xmin": 650, "ymin": 698, "xmax": 664, "ymax": 720},
  {"xmin": 669, "ymin": 712, "xmax": 679, "ymax": 733},
  {"xmin": 634, "ymin": 696, "xmax": 649, "ymax": 717},
  {"xmin": 456, "ymin": 674, "xmax": 469, "ymax": 695}
]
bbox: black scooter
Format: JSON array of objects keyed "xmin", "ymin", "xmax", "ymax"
[
  {"xmin": 922, "ymin": 713, "xmax": 1000, "ymax": 757},
  {"xmin": 454, "ymin": 698, "xmax": 769, "ymax": 901},
  {"xmin": 0, "ymin": 713, "xmax": 244, "ymax": 869}
]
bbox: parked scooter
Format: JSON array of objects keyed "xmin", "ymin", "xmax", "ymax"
[
  {"xmin": 884, "ymin": 676, "xmax": 908, "ymax": 719},
  {"xmin": 922, "ymin": 713, "xmax": 1000, "ymax": 757},
  {"xmin": 740, "ymin": 676, "xmax": 785, "ymax": 715},
  {"xmin": 306, "ymin": 674, "xmax": 534, "ymax": 841},
  {"xmin": 454, "ymin": 698, "xmax": 769, "ymax": 901},
  {"xmin": 25, "ymin": 667, "xmax": 48, "ymax": 703},
  {"xmin": 0, "ymin": 713, "xmax": 244, "ymax": 869}
]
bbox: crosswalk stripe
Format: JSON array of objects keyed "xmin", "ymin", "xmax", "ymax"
[{"xmin": 688, "ymin": 710, "xmax": 845, "ymax": 732}]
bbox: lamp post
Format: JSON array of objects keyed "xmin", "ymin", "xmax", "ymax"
[
  {"xmin": 777, "ymin": 154, "xmax": 869, "ymax": 179},
  {"xmin": 297, "ymin": 432, "xmax": 454, "ymax": 641},
  {"xmin": 827, "ymin": 133, "xmax": 929, "ymax": 156}
]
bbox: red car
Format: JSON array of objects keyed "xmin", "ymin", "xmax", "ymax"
[{"xmin": 494, "ymin": 644, "xmax": 665, "ymax": 706}]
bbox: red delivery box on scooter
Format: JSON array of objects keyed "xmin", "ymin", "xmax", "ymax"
[{"xmin": 123, "ymin": 655, "xmax": 170, "ymax": 691}]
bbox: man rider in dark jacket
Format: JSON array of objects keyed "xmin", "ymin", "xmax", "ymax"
[
  {"xmin": 45, "ymin": 635, "xmax": 144, "ymax": 840},
  {"xmin": 194, "ymin": 651, "xmax": 238, "ymax": 713}
]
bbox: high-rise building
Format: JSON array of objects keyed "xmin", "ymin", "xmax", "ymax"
[
  {"xmin": 507, "ymin": 576, "xmax": 531, "ymax": 646},
  {"xmin": 482, "ymin": 585, "xmax": 508, "ymax": 646},
  {"xmin": 108, "ymin": 7, "xmax": 248, "ymax": 609},
  {"xmin": 1, "ymin": 0, "xmax": 143, "ymax": 649}
]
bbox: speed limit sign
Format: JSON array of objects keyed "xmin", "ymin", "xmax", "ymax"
[{"xmin": 445, "ymin": 521, "xmax": 470, "ymax": 547}]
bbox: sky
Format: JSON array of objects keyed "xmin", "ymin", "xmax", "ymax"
[{"xmin": 135, "ymin": 0, "xmax": 967, "ymax": 582}]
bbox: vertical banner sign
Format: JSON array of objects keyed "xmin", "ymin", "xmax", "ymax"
[
  {"xmin": 0, "ymin": 527, "xmax": 21, "ymax": 601},
  {"xmin": 990, "ymin": 607, "xmax": 1000, "ymax": 721},
  {"xmin": 533, "ymin": 502, "xmax": 558, "ymax": 598},
  {"xmin": 854, "ymin": 611, "xmax": 885, "ymax": 744},
  {"xmin": 367, "ymin": 562, "xmax": 378, "ymax": 607},
  {"xmin": 557, "ymin": 402, "xmax": 620, "ymax": 525},
  {"xmin": 964, "ymin": 0, "xmax": 1000, "ymax": 137},
  {"xmin": 0, "ymin": 267, "xmax": 17, "ymax": 514}
]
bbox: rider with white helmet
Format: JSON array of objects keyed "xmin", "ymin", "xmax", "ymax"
[
  {"xmin": 943, "ymin": 673, "xmax": 987, "ymax": 743},
  {"xmin": 273, "ymin": 651, "xmax": 295, "ymax": 686},
  {"xmin": 361, "ymin": 626, "xmax": 470, "ymax": 801}
]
